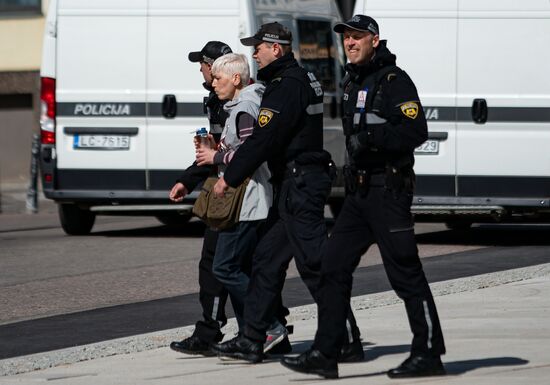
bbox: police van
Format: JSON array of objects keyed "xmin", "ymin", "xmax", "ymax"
[
  {"xmin": 40, "ymin": 0, "xmax": 345, "ymax": 234},
  {"xmin": 352, "ymin": 0, "xmax": 550, "ymax": 228}
]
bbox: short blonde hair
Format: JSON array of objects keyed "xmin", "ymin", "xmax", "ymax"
[{"xmin": 211, "ymin": 53, "xmax": 250, "ymax": 87}]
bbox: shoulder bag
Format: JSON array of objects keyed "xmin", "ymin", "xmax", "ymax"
[{"xmin": 192, "ymin": 176, "xmax": 250, "ymax": 230}]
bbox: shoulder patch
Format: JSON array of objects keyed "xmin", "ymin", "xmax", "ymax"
[
  {"xmin": 258, "ymin": 108, "xmax": 274, "ymax": 127},
  {"xmin": 400, "ymin": 102, "xmax": 419, "ymax": 119}
]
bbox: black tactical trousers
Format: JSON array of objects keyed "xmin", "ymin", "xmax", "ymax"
[
  {"xmin": 192, "ymin": 227, "xmax": 228, "ymax": 343},
  {"xmin": 244, "ymin": 170, "xmax": 361, "ymax": 344},
  {"xmin": 314, "ymin": 185, "xmax": 446, "ymax": 358}
]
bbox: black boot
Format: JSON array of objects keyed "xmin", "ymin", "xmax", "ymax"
[
  {"xmin": 387, "ymin": 354, "xmax": 445, "ymax": 378},
  {"xmin": 280, "ymin": 349, "xmax": 338, "ymax": 379},
  {"xmin": 338, "ymin": 339, "xmax": 364, "ymax": 363},
  {"xmin": 211, "ymin": 334, "xmax": 264, "ymax": 363},
  {"xmin": 170, "ymin": 335, "xmax": 215, "ymax": 357}
]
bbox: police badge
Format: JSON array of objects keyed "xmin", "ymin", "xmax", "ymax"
[
  {"xmin": 258, "ymin": 109, "xmax": 274, "ymax": 127},
  {"xmin": 400, "ymin": 102, "xmax": 419, "ymax": 119}
]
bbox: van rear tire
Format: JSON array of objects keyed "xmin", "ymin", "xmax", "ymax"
[
  {"xmin": 445, "ymin": 220, "xmax": 473, "ymax": 231},
  {"xmin": 58, "ymin": 203, "xmax": 96, "ymax": 235},
  {"xmin": 156, "ymin": 213, "xmax": 191, "ymax": 227}
]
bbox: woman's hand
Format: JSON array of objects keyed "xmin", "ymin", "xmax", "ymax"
[
  {"xmin": 213, "ymin": 176, "xmax": 229, "ymax": 197},
  {"xmin": 196, "ymin": 147, "xmax": 216, "ymax": 166},
  {"xmin": 168, "ymin": 182, "xmax": 188, "ymax": 202}
]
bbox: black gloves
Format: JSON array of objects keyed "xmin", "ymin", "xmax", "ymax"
[{"xmin": 348, "ymin": 133, "xmax": 370, "ymax": 159}]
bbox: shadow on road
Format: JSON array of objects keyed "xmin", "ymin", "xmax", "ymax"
[
  {"xmin": 88, "ymin": 220, "xmax": 550, "ymax": 246},
  {"xmin": 285, "ymin": 341, "xmax": 409, "ymax": 360},
  {"xmin": 89, "ymin": 216, "xmax": 336, "ymax": 239},
  {"xmin": 91, "ymin": 221, "xmax": 207, "ymax": 238},
  {"xmin": 288, "ymin": 355, "xmax": 529, "ymax": 381},
  {"xmin": 417, "ymin": 224, "xmax": 550, "ymax": 247},
  {"xmin": 444, "ymin": 356, "xmax": 529, "ymax": 375}
]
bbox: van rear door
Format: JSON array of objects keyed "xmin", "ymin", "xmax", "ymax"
[
  {"xmin": 455, "ymin": 0, "xmax": 550, "ymax": 198},
  {"xmin": 146, "ymin": 0, "xmax": 244, "ymax": 192},
  {"xmin": 55, "ymin": 0, "xmax": 148, "ymax": 193}
]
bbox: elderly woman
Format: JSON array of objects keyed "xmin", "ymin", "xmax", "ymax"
[{"xmin": 195, "ymin": 53, "xmax": 286, "ymax": 351}]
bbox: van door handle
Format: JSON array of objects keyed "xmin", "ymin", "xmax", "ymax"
[
  {"xmin": 471, "ymin": 98, "xmax": 487, "ymax": 124},
  {"xmin": 162, "ymin": 94, "xmax": 177, "ymax": 118}
]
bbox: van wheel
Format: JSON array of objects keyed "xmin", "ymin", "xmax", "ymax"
[
  {"xmin": 445, "ymin": 220, "xmax": 473, "ymax": 231},
  {"xmin": 156, "ymin": 213, "xmax": 191, "ymax": 227},
  {"xmin": 58, "ymin": 203, "xmax": 96, "ymax": 235}
]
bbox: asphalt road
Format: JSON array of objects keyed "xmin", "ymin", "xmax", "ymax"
[{"xmin": 1, "ymin": 207, "xmax": 550, "ymax": 359}]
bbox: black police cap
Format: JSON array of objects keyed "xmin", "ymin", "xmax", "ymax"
[
  {"xmin": 334, "ymin": 15, "xmax": 379, "ymax": 35},
  {"xmin": 241, "ymin": 22, "xmax": 292, "ymax": 46},
  {"xmin": 188, "ymin": 41, "xmax": 232, "ymax": 64}
]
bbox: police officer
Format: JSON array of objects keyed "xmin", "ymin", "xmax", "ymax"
[
  {"xmin": 169, "ymin": 41, "xmax": 233, "ymax": 356},
  {"xmin": 281, "ymin": 15, "xmax": 446, "ymax": 379},
  {"xmin": 210, "ymin": 22, "xmax": 362, "ymax": 363}
]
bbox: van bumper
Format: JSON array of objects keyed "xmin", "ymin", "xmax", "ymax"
[
  {"xmin": 42, "ymin": 188, "xmax": 199, "ymax": 210},
  {"xmin": 411, "ymin": 196, "xmax": 550, "ymax": 222},
  {"xmin": 412, "ymin": 196, "xmax": 550, "ymax": 209}
]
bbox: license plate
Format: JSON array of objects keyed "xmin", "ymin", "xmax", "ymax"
[
  {"xmin": 415, "ymin": 140, "xmax": 439, "ymax": 154},
  {"xmin": 73, "ymin": 135, "xmax": 130, "ymax": 150}
]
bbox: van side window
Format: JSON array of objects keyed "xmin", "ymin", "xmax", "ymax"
[{"xmin": 296, "ymin": 19, "xmax": 337, "ymax": 95}]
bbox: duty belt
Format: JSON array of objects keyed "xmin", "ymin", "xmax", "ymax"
[
  {"xmin": 355, "ymin": 170, "xmax": 385, "ymax": 187},
  {"xmin": 343, "ymin": 166, "xmax": 385, "ymax": 195},
  {"xmin": 344, "ymin": 167, "xmax": 385, "ymax": 186},
  {"xmin": 285, "ymin": 161, "xmax": 326, "ymax": 176},
  {"xmin": 284, "ymin": 161, "xmax": 327, "ymax": 186}
]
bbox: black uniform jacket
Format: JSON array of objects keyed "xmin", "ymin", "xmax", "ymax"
[
  {"xmin": 223, "ymin": 53, "xmax": 316, "ymax": 188},
  {"xmin": 345, "ymin": 41, "xmax": 428, "ymax": 169}
]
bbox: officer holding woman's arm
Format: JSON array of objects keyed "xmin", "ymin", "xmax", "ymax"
[{"xmin": 211, "ymin": 22, "xmax": 362, "ymax": 363}]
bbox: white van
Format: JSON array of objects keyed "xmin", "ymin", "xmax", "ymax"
[
  {"xmin": 353, "ymin": 0, "xmax": 550, "ymax": 228},
  {"xmin": 39, "ymin": 0, "xmax": 345, "ymax": 234}
]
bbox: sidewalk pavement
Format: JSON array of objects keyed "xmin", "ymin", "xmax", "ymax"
[
  {"xmin": 1, "ymin": 264, "xmax": 549, "ymax": 384},
  {"xmin": 0, "ymin": 183, "xmax": 56, "ymax": 215}
]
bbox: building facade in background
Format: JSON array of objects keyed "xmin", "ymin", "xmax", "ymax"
[{"xmin": 0, "ymin": 0, "xmax": 48, "ymax": 185}]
